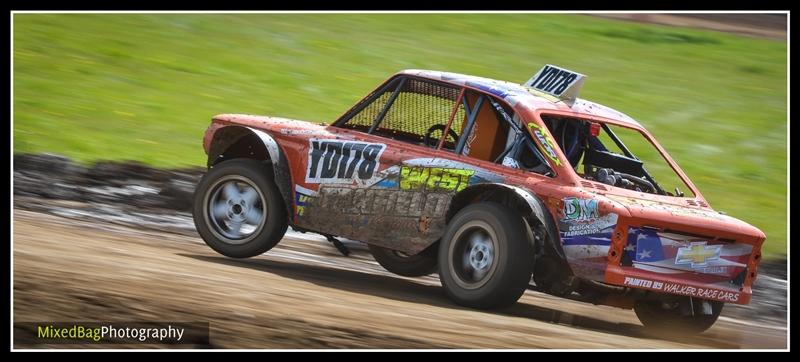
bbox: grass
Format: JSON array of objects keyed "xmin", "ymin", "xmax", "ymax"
[{"xmin": 12, "ymin": 14, "xmax": 787, "ymax": 258}]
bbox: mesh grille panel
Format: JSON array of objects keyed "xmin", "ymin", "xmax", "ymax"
[
  {"xmin": 345, "ymin": 92, "xmax": 393, "ymax": 128},
  {"xmin": 344, "ymin": 78, "xmax": 465, "ymax": 140}
]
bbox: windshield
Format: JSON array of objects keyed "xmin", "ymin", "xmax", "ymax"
[{"xmin": 539, "ymin": 114, "xmax": 695, "ymax": 197}]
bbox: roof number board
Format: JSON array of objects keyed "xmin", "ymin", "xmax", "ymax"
[{"xmin": 524, "ymin": 64, "xmax": 586, "ymax": 105}]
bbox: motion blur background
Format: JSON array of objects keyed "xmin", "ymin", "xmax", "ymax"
[{"xmin": 13, "ymin": 13, "xmax": 787, "ymax": 259}]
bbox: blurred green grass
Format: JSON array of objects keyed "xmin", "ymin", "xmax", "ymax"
[{"xmin": 13, "ymin": 14, "xmax": 786, "ymax": 258}]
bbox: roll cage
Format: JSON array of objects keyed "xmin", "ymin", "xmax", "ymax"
[{"xmin": 333, "ymin": 74, "xmax": 555, "ymax": 177}]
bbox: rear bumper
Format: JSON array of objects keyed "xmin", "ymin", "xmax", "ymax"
[
  {"xmin": 600, "ymin": 226, "xmax": 763, "ymax": 305},
  {"xmin": 605, "ymin": 265, "xmax": 752, "ymax": 304}
]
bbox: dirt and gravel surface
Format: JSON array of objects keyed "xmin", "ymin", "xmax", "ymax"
[
  {"xmin": 591, "ymin": 14, "xmax": 786, "ymax": 40},
  {"xmin": 12, "ymin": 154, "xmax": 788, "ymax": 349}
]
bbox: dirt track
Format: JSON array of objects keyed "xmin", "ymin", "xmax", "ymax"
[
  {"xmin": 12, "ymin": 209, "xmax": 787, "ymax": 349},
  {"xmin": 591, "ymin": 14, "xmax": 786, "ymax": 40}
]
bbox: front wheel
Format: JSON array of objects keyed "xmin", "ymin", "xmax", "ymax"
[
  {"xmin": 634, "ymin": 298, "xmax": 724, "ymax": 335},
  {"xmin": 193, "ymin": 158, "xmax": 288, "ymax": 258},
  {"xmin": 438, "ymin": 202, "xmax": 534, "ymax": 309}
]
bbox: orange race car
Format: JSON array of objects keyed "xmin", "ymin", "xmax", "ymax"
[{"xmin": 192, "ymin": 65, "xmax": 766, "ymax": 334}]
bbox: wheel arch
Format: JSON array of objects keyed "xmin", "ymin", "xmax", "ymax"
[
  {"xmin": 446, "ymin": 183, "xmax": 567, "ymax": 264},
  {"xmin": 206, "ymin": 125, "xmax": 294, "ymax": 219}
]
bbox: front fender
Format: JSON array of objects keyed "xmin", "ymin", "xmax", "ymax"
[{"xmin": 206, "ymin": 125, "xmax": 294, "ymax": 219}]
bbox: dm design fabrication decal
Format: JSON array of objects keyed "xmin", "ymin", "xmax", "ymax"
[
  {"xmin": 306, "ymin": 139, "xmax": 386, "ymax": 185},
  {"xmin": 559, "ymin": 197, "xmax": 618, "ymax": 238},
  {"xmin": 558, "ymin": 197, "xmax": 618, "ymax": 281}
]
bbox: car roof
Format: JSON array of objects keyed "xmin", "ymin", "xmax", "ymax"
[{"xmin": 398, "ymin": 69, "xmax": 643, "ymax": 129}]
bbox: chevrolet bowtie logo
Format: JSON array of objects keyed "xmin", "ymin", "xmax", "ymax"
[{"xmin": 675, "ymin": 242, "xmax": 722, "ymax": 268}]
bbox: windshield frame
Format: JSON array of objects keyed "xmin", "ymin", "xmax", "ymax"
[{"xmin": 527, "ymin": 109, "xmax": 704, "ymax": 200}]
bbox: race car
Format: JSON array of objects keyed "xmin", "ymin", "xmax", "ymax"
[{"xmin": 192, "ymin": 65, "xmax": 766, "ymax": 334}]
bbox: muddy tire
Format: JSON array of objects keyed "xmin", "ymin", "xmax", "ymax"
[
  {"xmin": 369, "ymin": 244, "xmax": 437, "ymax": 277},
  {"xmin": 193, "ymin": 158, "xmax": 288, "ymax": 258},
  {"xmin": 634, "ymin": 298, "xmax": 724, "ymax": 335},
  {"xmin": 438, "ymin": 202, "xmax": 534, "ymax": 309}
]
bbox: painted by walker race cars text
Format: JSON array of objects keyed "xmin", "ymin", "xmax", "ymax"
[{"xmin": 622, "ymin": 277, "xmax": 741, "ymax": 303}]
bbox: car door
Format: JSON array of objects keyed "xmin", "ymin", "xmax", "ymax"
[{"xmin": 294, "ymin": 75, "xmax": 469, "ymax": 254}]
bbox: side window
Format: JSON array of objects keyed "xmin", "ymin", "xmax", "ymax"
[
  {"xmin": 460, "ymin": 93, "xmax": 553, "ymax": 177},
  {"xmin": 335, "ymin": 76, "xmax": 465, "ymax": 149}
]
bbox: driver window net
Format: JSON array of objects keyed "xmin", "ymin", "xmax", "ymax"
[{"xmin": 342, "ymin": 78, "xmax": 465, "ymax": 142}]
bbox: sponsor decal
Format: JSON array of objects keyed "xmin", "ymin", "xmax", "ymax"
[
  {"xmin": 559, "ymin": 197, "xmax": 618, "ymax": 237},
  {"xmin": 295, "ymin": 192, "xmax": 310, "ymax": 216},
  {"xmin": 675, "ymin": 242, "xmax": 722, "ymax": 268},
  {"xmin": 293, "ymin": 185, "xmax": 317, "ymax": 217},
  {"xmin": 661, "ymin": 283, "xmax": 740, "ymax": 302},
  {"xmin": 463, "ymin": 122, "xmax": 478, "ymax": 155},
  {"xmin": 564, "ymin": 197, "xmax": 599, "ymax": 221},
  {"xmin": 343, "ymin": 159, "xmax": 502, "ymax": 190},
  {"xmin": 527, "ymin": 123, "xmax": 562, "ymax": 167},
  {"xmin": 403, "ymin": 158, "xmax": 505, "ymax": 184},
  {"xmin": 623, "ymin": 277, "xmax": 664, "ymax": 290},
  {"xmin": 306, "ymin": 139, "xmax": 386, "ymax": 185},
  {"xmin": 311, "ymin": 187, "xmax": 451, "ymax": 218},
  {"xmin": 561, "ymin": 217, "xmax": 617, "ymax": 237},
  {"xmin": 558, "ymin": 197, "xmax": 618, "ymax": 280},
  {"xmin": 622, "ymin": 277, "xmax": 740, "ymax": 303},
  {"xmin": 399, "ymin": 166, "xmax": 474, "ymax": 192},
  {"xmin": 625, "ymin": 228, "xmax": 750, "ymax": 277}
]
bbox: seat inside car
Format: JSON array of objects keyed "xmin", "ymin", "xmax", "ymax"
[{"xmin": 460, "ymin": 93, "xmax": 510, "ymax": 162}]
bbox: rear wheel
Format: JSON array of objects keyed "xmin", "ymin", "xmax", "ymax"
[
  {"xmin": 193, "ymin": 158, "xmax": 288, "ymax": 258},
  {"xmin": 634, "ymin": 298, "xmax": 724, "ymax": 335},
  {"xmin": 368, "ymin": 244, "xmax": 437, "ymax": 277},
  {"xmin": 438, "ymin": 202, "xmax": 534, "ymax": 309}
]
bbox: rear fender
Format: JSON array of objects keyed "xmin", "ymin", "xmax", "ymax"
[{"xmin": 448, "ymin": 183, "xmax": 566, "ymax": 262}]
